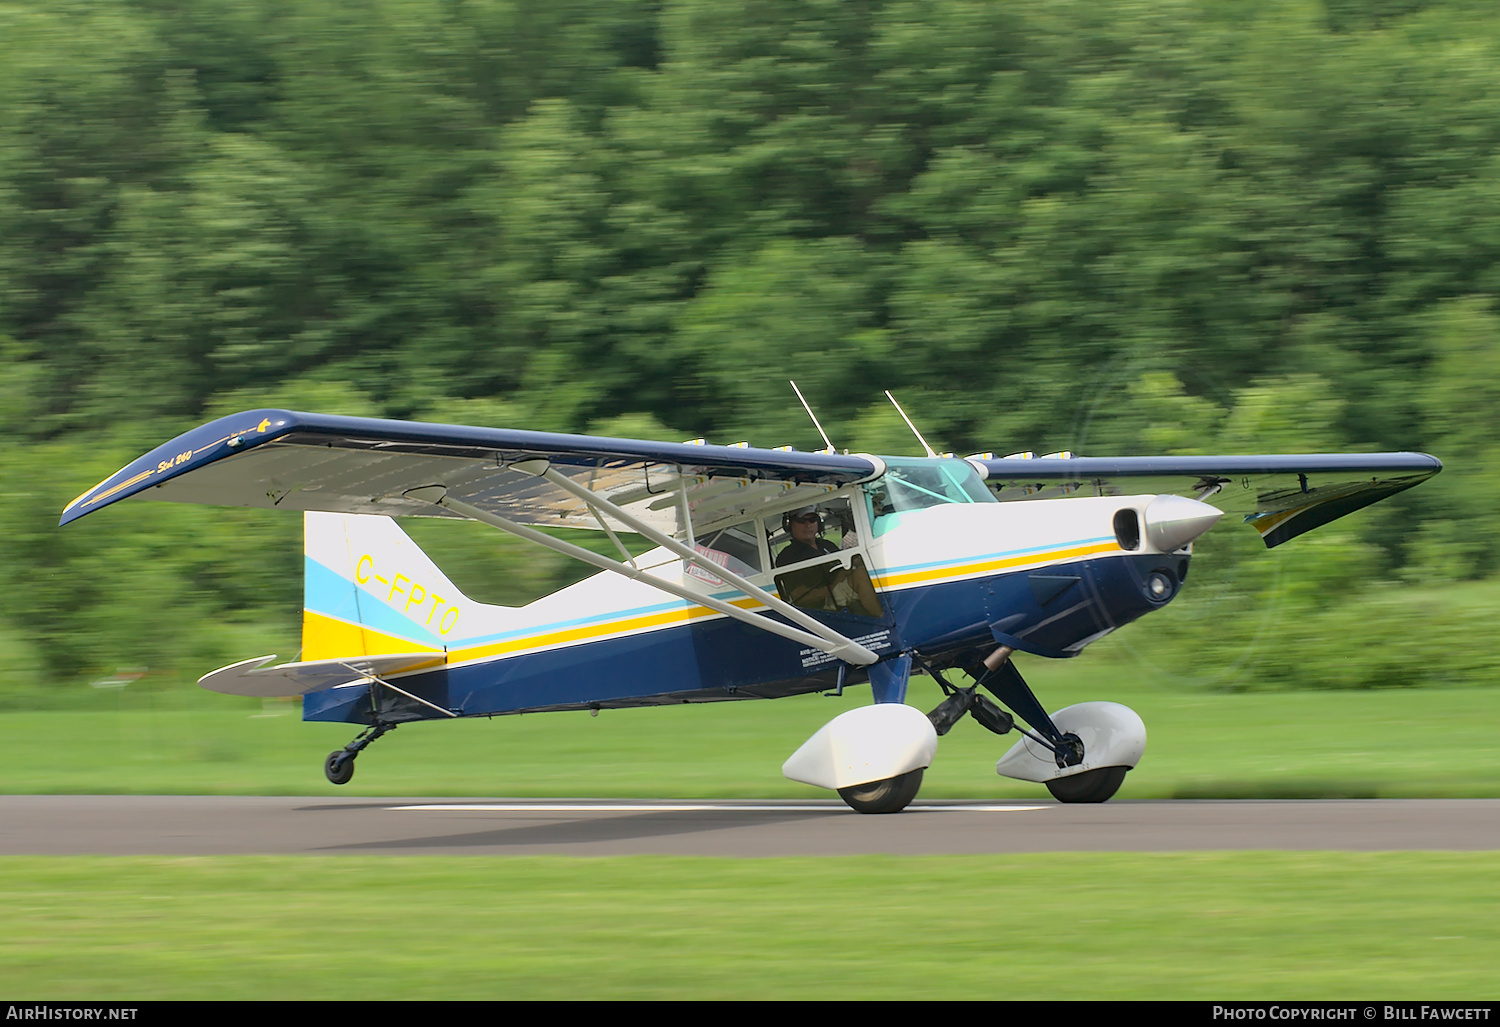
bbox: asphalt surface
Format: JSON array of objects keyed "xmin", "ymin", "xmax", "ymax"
[{"xmin": 1, "ymin": 796, "xmax": 1497, "ymax": 856}]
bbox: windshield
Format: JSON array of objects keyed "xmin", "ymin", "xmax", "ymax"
[
  {"xmin": 874, "ymin": 458, "xmax": 994, "ymax": 512},
  {"xmin": 867, "ymin": 458, "xmax": 994, "ymax": 534}
]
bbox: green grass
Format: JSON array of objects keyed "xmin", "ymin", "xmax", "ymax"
[
  {"xmin": 3, "ymin": 661, "xmax": 1497, "ymax": 798},
  {"xmin": 0, "ymin": 853, "xmax": 1495, "ymax": 999},
  {"xmin": 5, "ymin": 664, "xmax": 1497, "ymax": 1000}
]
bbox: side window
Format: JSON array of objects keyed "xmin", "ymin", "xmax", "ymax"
[
  {"xmin": 774, "ymin": 552, "xmax": 883, "ymax": 618},
  {"xmin": 767, "ymin": 497, "xmax": 883, "ymax": 617},
  {"xmin": 769, "ymin": 497, "xmax": 858, "ymax": 567},
  {"xmin": 688, "ymin": 521, "xmax": 763, "ymax": 586}
]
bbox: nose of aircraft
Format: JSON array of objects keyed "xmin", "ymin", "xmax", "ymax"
[{"xmin": 1142, "ymin": 494, "xmax": 1224, "ymax": 552}]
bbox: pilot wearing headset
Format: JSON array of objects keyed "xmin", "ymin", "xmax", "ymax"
[
  {"xmin": 775, "ymin": 506, "xmax": 851, "ymax": 610},
  {"xmin": 776, "ymin": 506, "xmax": 839, "ymax": 567}
]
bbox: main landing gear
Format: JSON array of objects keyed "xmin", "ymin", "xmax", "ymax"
[
  {"xmin": 324, "ymin": 722, "xmax": 396, "ymax": 785},
  {"xmin": 921, "ymin": 648, "xmax": 1138, "ymax": 805},
  {"xmin": 784, "ymin": 649, "xmax": 1143, "ymax": 814}
]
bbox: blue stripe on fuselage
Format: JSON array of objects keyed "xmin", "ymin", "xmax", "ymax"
[{"xmin": 301, "ymin": 554, "xmax": 1176, "ymax": 725}]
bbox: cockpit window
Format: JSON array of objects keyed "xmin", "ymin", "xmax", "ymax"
[
  {"xmin": 768, "ymin": 497, "xmax": 857, "ymax": 566},
  {"xmin": 867, "ymin": 458, "xmax": 994, "ymax": 535},
  {"xmin": 871, "ymin": 458, "xmax": 994, "ymax": 511},
  {"xmin": 689, "ymin": 521, "xmax": 763, "ymax": 585}
]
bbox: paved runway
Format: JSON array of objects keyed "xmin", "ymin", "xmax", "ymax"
[{"xmin": 2, "ymin": 796, "xmax": 1497, "ymax": 856}]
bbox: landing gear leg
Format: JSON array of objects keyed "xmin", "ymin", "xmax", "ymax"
[
  {"xmin": 920, "ymin": 657, "xmax": 1016, "ymax": 739},
  {"xmin": 925, "ymin": 682, "xmax": 1016, "ymax": 738},
  {"xmin": 324, "ymin": 721, "xmax": 396, "ymax": 785},
  {"xmin": 972, "ymin": 651, "xmax": 1142, "ymax": 803},
  {"xmin": 971, "ymin": 658, "xmax": 1084, "ymax": 770}
]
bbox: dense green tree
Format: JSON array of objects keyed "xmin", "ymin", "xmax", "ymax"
[{"xmin": 4, "ymin": 0, "xmax": 1500, "ymax": 691}]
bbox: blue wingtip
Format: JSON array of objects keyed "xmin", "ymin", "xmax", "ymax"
[{"xmin": 58, "ymin": 409, "xmax": 299, "ymax": 526}]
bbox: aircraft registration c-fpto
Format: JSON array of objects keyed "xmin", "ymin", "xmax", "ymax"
[{"xmin": 60, "ymin": 407, "xmax": 1441, "ymax": 812}]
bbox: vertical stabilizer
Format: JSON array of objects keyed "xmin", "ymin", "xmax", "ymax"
[{"xmin": 302, "ymin": 512, "xmax": 483, "ymax": 661}]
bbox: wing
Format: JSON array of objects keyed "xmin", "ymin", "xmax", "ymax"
[
  {"xmin": 973, "ymin": 453, "xmax": 1442, "ymax": 547},
  {"xmin": 59, "ymin": 409, "xmax": 882, "ymax": 535}
]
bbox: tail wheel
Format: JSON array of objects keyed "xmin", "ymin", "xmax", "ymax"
[
  {"xmin": 837, "ymin": 768, "xmax": 924, "ymax": 814},
  {"xmin": 1045, "ymin": 765, "xmax": 1128, "ymax": 803},
  {"xmin": 324, "ymin": 751, "xmax": 355, "ymax": 786}
]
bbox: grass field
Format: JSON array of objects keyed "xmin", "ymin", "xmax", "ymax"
[
  {"xmin": 4, "ymin": 663, "xmax": 1496, "ymax": 1000},
  {"xmin": 1, "ymin": 852, "xmax": 1497, "ymax": 1000},
  {"xmin": 3, "ymin": 661, "xmax": 1496, "ymax": 799}
]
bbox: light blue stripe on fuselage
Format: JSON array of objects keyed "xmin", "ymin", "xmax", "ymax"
[
  {"xmin": 303, "ymin": 557, "xmax": 446, "ymax": 646},
  {"xmin": 875, "ymin": 535, "xmax": 1116, "ymax": 578},
  {"xmin": 304, "ymin": 535, "xmax": 1112, "ymax": 656}
]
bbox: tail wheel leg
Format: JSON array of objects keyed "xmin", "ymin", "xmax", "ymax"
[{"xmin": 323, "ymin": 722, "xmax": 395, "ymax": 786}]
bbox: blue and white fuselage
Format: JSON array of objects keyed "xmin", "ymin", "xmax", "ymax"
[{"xmin": 299, "ymin": 464, "xmax": 1216, "ymax": 726}]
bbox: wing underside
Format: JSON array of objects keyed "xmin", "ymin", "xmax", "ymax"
[
  {"xmin": 60, "ymin": 409, "xmax": 881, "ymax": 536},
  {"xmin": 61, "ymin": 409, "xmax": 1440, "ymax": 549},
  {"xmin": 975, "ymin": 453, "xmax": 1441, "ymax": 547}
]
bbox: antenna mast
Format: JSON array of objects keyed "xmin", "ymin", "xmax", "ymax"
[
  {"xmin": 790, "ymin": 380, "xmax": 837, "ymax": 454},
  {"xmin": 885, "ymin": 390, "xmax": 939, "ymax": 458}
]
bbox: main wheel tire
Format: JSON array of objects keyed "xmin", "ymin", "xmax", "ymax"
[
  {"xmin": 324, "ymin": 751, "xmax": 355, "ymax": 786},
  {"xmin": 1045, "ymin": 765, "xmax": 1128, "ymax": 803},
  {"xmin": 837, "ymin": 768, "xmax": 924, "ymax": 814}
]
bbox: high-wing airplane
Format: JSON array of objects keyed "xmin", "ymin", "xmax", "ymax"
[{"xmin": 59, "ymin": 409, "xmax": 1441, "ymax": 812}]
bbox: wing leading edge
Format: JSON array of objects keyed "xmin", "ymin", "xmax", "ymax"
[
  {"xmin": 59, "ymin": 409, "xmax": 882, "ymax": 535},
  {"xmin": 60, "ymin": 409, "xmax": 1440, "ymax": 548},
  {"xmin": 973, "ymin": 453, "xmax": 1442, "ymax": 547}
]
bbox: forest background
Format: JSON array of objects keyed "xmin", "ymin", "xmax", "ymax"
[{"xmin": 3, "ymin": 0, "xmax": 1499, "ymax": 706}]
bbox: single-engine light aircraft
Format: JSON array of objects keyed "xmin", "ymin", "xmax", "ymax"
[{"xmin": 60, "ymin": 410, "xmax": 1440, "ymax": 812}]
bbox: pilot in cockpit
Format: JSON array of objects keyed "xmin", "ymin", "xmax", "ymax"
[
  {"xmin": 775, "ymin": 505, "xmax": 861, "ymax": 611},
  {"xmin": 776, "ymin": 506, "xmax": 839, "ymax": 567}
]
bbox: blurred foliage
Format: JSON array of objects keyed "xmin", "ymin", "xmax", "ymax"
[{"xmin": 2, "ymin": 0, "xmax": 1498, "ymax": 698}]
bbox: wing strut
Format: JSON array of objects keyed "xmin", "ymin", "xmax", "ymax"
[
  {"xmin": 404, "ymin": 475, "xmax": 879, "ymax": 668},
  {"xmin": 520, "ymin": 461, "xmax": 877, "ymax": 663}
]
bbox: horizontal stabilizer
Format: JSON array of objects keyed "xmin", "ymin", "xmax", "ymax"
[{"xmin": 198, "ymin": 652, "xmax": 446, "ymax": 698}]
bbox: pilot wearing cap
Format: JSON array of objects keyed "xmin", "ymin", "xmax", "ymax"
[
  {"xmin": 775, "ymin": 506, "xmax": 839, "ymax": 567},
  {"xmin": 775, "ymin": 506, "xmax": 849, "ymax": 610}
]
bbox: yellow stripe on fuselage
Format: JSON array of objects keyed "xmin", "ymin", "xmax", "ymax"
[
  {"xmin": 448, "ymin": 598, "xmax": 758, "ymax": 665},
  {"xmin": 445, "ymin": 540, "xmax": 1122, "ymax": 666},
  {"xmin": 301, "ymin": 610, "xmax": 445, "ymax": 662},
  {"xmin": 872, "ymin": 540, "xmax": 1121, "ymax": 590}
]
